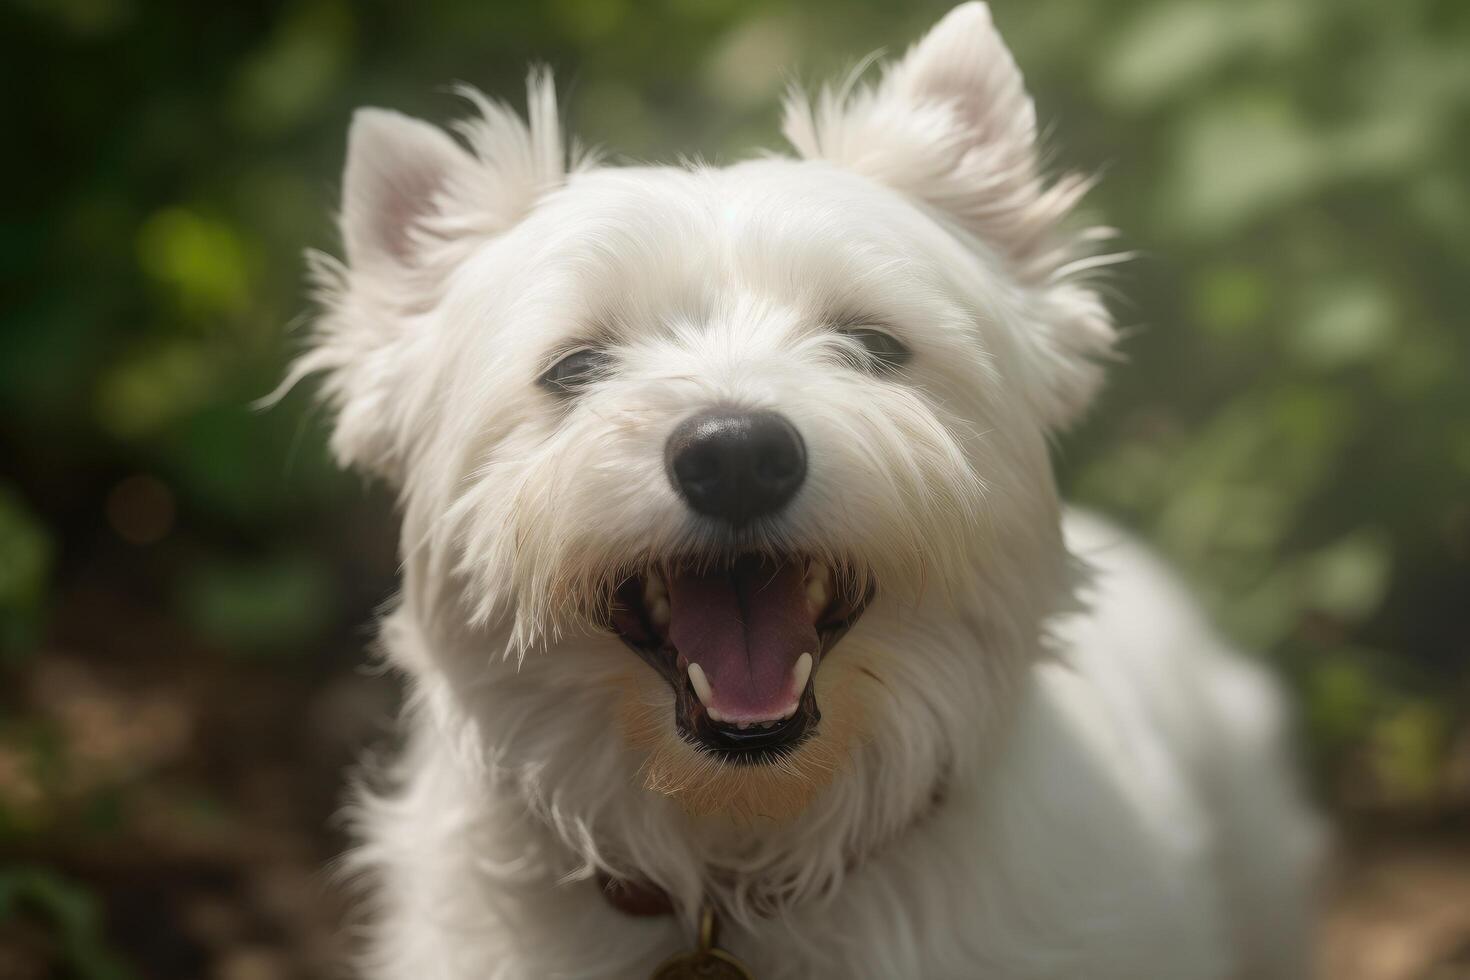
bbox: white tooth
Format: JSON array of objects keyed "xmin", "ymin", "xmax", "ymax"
[
  {"xmin": 687, "ymin": 663, "xmax": 714, "ymax": 708},
  {"xmin": 806, "ymin": 577, "xmax": 828, "ymax": 614},
  {"xmin": 780, "ymin": 704, "xmax": 797, "ymax": 720},
  {"xmin": 737, "ymin": 721, "xmax": 750, "ymax": 730},
  {"xmin": 648, "ymin": 597, "xmax": 670, "ymax": 628},
  {"xmin": 791, "ymin": 652, "xmax": 813, "ymax": 697},
  {"xmin": 643, "ymin": 572, "xmax": 667, "ymax": 604},
  {"xmin": 707, "ymin": 708, "xmax": 724, "ymax": 723}
]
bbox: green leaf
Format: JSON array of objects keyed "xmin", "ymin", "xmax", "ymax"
[
  {"xmin": 0, "ymin": 867, "xmax": 135, "ymax": 980},
  {"xmin": 178, "ymin": 551, "xmax": 338, "ymax": 655},
  {"xmin": 0, "ymin": 486, "xmax": 53, "ymax": 660}
]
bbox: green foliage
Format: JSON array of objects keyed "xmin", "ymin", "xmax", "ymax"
[
  {"xmin": 0, "ymin": 487, "xmax": 52, "ymax": 659},
  {"xmin": 1034, "ymin": 0, "xmax": 1470, "ymax": 797},
  {"xmin": 0, "ymin": 867, "xmax": 135, "ymax": 980},
  {"xmin": 2, "ymin": 0, "xmax": 1467, "ymax": 808},
  {"xmin": 180, "ymin": 549, "xmax": 338, "ymax": 655}
]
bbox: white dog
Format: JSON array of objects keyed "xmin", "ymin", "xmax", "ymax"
[{"xmin": 290, "ymin": 5, "xmax": 1321, "ymax": 977}]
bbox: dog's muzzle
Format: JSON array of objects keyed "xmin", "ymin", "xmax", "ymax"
[
  {"xmin": 607, "ymin": 555, "xmax": 869, "ymax": 763},
  {"xmin": 602, "ymin": 410, "xmax": 869, "ymax": 762}
]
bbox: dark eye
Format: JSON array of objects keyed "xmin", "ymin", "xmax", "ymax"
[
  {"xmin": 839, "ymin": 327, "xmax": 911, "ymax": 374},
  {"xmin": 539, "ymin": 348, "xmax": 612, "ymax": 394}
]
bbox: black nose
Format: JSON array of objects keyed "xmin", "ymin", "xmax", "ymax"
[{"xmin": 665, "ymin": 410, "xmax": 807, "ymax": 526}]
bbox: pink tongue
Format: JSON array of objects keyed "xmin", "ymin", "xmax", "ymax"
[{"xmin": 667, "ymin": 557, "xmax": 817, "ymax": 722}]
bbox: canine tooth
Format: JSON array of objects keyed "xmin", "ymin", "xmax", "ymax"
[
  {"xmin": 643, "ymin": 571, "xmax": 667, "ymax": 602},
  {"xmin": 648, "ymin": 597, "xmax": 670, "ymax": 628},
  {"xmin": 792, "ymin": 652, "xmax": 813, "ymax": 696},
  {"xmin": 806, "ymin": 577, "xmax": 829, "ymax": 613},
  {"xmin": 687, "ymin": 663, "xmax": 714, "ymax": 708}
]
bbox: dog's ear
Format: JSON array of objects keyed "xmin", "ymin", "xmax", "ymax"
[
  {"xmin": 340, "ymin": 108, "xmax": 474, "ymax": 273},
  {"xmin": 342, "ymin": 70, "xmax": 571, "ymax": 276},
  {"xmin": 292, "ymin": 72, "xmax": 574, "ymax": 482},
  {"xmin": 783, "ymin": 2, "xmax": 1067, "ymax": 270},
  {"xmin": 784, "ymin": 3, "xmax": 1116, "ymax": 429}
]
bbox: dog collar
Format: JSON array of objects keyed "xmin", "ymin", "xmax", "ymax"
[
  {"xmin": 600, "ymin": 779, "xmax": 950, "ymax": 980},
  {"xmin": 597, "ymin": 879, "xmax": 752, "ymax": 977},
  {"xmin": 649, "ymin": 904, "xmax": 753, "ymax": 980},
  {"xmin": 598, "ymin": 777, "xmax": 949, "ymax": 922},
  {"xmin": 598, "ymin": 871, "xmax": 675, "ymax": 917}
]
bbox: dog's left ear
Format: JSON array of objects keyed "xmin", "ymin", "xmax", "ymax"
[{"xmin": 784, "ymin": 2, "xmax": 1115, "ymax": 429}]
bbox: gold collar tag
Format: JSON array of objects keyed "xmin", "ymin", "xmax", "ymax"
[{"xmin": 651, "ymin": 904, "xmax": 754, "ymax": 980}]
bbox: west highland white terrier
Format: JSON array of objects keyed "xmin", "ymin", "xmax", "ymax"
[{"xmin": 289, "ymin": 4, "xmax": 1321, "ymax": 977}]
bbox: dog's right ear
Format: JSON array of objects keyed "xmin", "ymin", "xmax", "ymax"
[
  {"xmin": 290, "ymin": 72, "xmax": 574, "ymax": 483},
  {"xmin": 342, "ymin": 69, "xmax": 572, "ymax": 275},
  {"xmin": 340, "ymin": 108, "xmax": 474, "ymax": 274}
]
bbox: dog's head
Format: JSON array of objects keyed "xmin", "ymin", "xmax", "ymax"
[{"xmin": 296, "ymin": 4, "xmax": 1113, "ymax": 827}]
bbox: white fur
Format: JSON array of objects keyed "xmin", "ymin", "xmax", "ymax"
[{"xmin": 291, "ymin": 5, "xmax": 1321, "ymax": 977}]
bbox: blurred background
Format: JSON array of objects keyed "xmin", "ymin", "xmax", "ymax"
[{"xmin": 2, "ymin": 0, "xmax": 1467, "ymax": 976}]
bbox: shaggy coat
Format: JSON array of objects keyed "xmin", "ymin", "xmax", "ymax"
[{"xmin": 291, "ymin": 5, "xmax": 1321, "ymax": 977}]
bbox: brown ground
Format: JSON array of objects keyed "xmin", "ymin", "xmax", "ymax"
[{"xmin": 1320, "ymin": 834, "xmax": 1470, "ymax": 980}]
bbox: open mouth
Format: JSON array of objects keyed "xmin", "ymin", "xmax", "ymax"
[{"xmin": 606, "ymin": 555, "xmax": 871, "ymax": 763}]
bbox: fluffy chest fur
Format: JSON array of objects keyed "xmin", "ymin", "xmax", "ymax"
[{"xmin": 346, "ymin": 513, "xmax": 1317, "ymax": 980}]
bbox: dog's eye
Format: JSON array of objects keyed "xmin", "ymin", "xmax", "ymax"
[
  {"xmin": 540, "ymin": 348, "xmax": 611, "ymax": 394},
  {"xmin": 838, "ymin": 327, "xmax": 911, "ymax": 374}
]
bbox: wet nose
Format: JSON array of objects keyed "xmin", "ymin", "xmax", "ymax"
[{"xmin": 665, "ymin": 409, "xmax": 807, "ymax": 526}]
